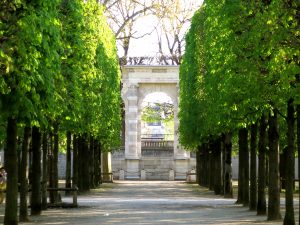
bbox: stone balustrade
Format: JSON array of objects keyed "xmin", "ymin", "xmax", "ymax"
[{"xmin": 141, "ymin": 140, "xmax": 174, "ymax": 149}]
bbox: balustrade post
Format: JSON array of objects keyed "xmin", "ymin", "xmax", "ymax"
[{"xmin": 141, "ymin": 170, "xmax": 146, "ymax": 180}]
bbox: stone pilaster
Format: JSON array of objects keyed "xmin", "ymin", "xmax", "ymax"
[
  {"xmin": 173, "ymin": 88, "xmax": 190, "ymax": 159},
  {"xmin": 125, "ymin": 84, "xmax": 140, "ymax": 159}
]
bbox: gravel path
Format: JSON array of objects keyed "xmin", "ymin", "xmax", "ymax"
[{"xmin": 0, "ymin": 181, "xmax": 286, "ymax": 224}]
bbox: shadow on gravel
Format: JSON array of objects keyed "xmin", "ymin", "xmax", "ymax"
[{"xmin": 0, "ymin": 181, "xmax": 287, "ymax": 225}]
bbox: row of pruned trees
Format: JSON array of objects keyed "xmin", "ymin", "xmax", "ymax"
[
  {"xmin": 179, "ymin": 1, "xmax": 300, "ymax": 225},
  {"xmin": 0, "ymin": 1, "xmax": 121, "ymax": 225}
]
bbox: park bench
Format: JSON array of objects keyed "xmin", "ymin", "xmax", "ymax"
[
  {"xmin": 46, "ymin": 186, "xmax": 78, "ymax": 207},
  {"xmin": 25, "ymin": 186, "xmax": 79, "ymax": 208},
  {"xmin": 1, "ymin": 186, "xmax": 79, "ymax": 208}
]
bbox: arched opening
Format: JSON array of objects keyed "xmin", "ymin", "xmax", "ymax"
[
  {"xmin": 140, "ymin": 92, "xmax": 174, "ymax": 141},
  {"xmin": 138, "ymin": 92, "xmax": 175, "ymax": 166}
]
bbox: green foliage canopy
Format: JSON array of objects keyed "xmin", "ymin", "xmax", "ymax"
[
  {"xmin": 179, "ymin": 0, "xmax": 300, "ymax": 149},
  {"xmin": 0, "ymin": 0, "xmax": 122, "ymax": 150}
]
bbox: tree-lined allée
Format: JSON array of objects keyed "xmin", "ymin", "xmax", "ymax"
[
  {"xmin": 1, "ymin": 0, "xmax": 300, "ymax": 224},
  {"xmin": 0, "ymin": 1, "xmax": 121, "ymax": 225},
  {"xmin": 179, "ymin": 1, "xmax": 300, "ymax": 225}
]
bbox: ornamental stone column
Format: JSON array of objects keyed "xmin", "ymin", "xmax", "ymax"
[
  {"xmin": 173, "ymin": 85, "xmax": 190, "ymax": 159},
  {"xmin": 124, "ymin": 84, "xmax": 140, "ymax": 179},
  {"xmin": 173, "ymin": 84, "xmax": 190, "ymax": 180}
]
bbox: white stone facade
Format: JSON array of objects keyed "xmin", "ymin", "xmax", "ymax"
[{"xmin": 120, "ymin": 65, "xmax": 192, "ymax": 180}]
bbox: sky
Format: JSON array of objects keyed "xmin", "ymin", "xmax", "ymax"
[
  {"xmin": 142, "ymin": 92, "xmax": 173, "ymax": 106},
  {"xmin": 127, "ymin": 15, "xmax": 159, "ymax": 56},
  {"xmin": 116, "ymin": 0, "xmax": 204, "ymax": 57},
  {"xmin": 116, "ymin": 14, "xmax": 161, "ymax": 57},
  {"xmin": 116, "ymin": 0, "xmax": 204, "ymax": 103}
]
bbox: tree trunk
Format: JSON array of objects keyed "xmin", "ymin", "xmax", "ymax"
[
  {"xmin": 28, "ymin": 145, "xmax": 32, "ymax": 189},
  {"xmin": 50, "ymin": 124, "xmax": 59, "ymax": 203},
  {"xmin": 98, "ymin": 142, "xmax": 102, "ymax": 184},
  {"xmin": 267, "ymin": 110, "xmax": 282, "ymax": 220},
  {"xmin": 209, "ymin": 142, "xmax": 214, "ymax": 191},
  {"xmin": 214, "ymin": 138, "xmax": 222, "ymax": 195},
  {"xmin": 19, "ymin": 126, "xmax": 31, "ymax": 221},
  {"xmin": 294, "ymin": 44, "xmax": 300, "ymax": 225},
  {"xmin": 89, "ymin": 136, "xmax": 95, "ymax": 189},
  {"xmin": 65, "ymin": 131, "xmax": 72, "ymax": 194},
  {"xmin": 242, "ymin": 128, "xmax": 249, "ymax": 207},
  {"xmin": 205, "ymin": 144, "xmax": 210, "ymax": 187},
  {"xmin": 17, "ymin": 139, "xmax": 21, "ymax": 184},
  {"xmin": 48, "ymin": 132, "xmax": 54, "ymax": 203},
  {"xmin": 249, "ymin": 123, "xmax": 258, "ymax": 211},
  {"xmin": 31, "ymin": 126, "xmax": 42, "ymax": 215},
  {"xmin": 93, "ymin": 140, "xmax": 98, "ymax": 187},
  {"xmin": 196, "ymin": 146, "xmax": 201, "ymax": 186},
  {"xmin": 82, "ymin": 134, "xmax": 90, "ymax": 191},
  {"xmin": 221, "ymin": 137, "xmax": 225, "ymax": 195},
  {"xmin": 77, "ymin": 136, "xmax": 83, "ymax": 191},
  {"xmin": 297, "ymin": 104, "xmax": 300, "ymax": 225},
  {"xmin": 224, "ymin": 133, "xmax": 233, "ymax": 198},
  {"xmin": 94, "ymin": 140, "xmax": 101, "ymax": 187},
  {"xmin": 237, "ymin": 128, "xmax": 249, "ymax": 206},
  {"xmin": 53, "ymin": 124, "xmax": 59, "ymax": 201},
  {"xmin": 72, "ymin": 135, "xmax": 78, "ymax": 189},
  {"xmin": 203, "ymin": 144, "xmax": 209, "ymax": 187},
  {"xmin": 257, "ymin": 114, "xmax": 267, "ymax": 215},
  {"xmin": 283, "ymin": 99, "xmax": 295, "ymax": 225},
  {"xmin": 265, "ymin": 156, "xmax": 269, "ymax": 187},
  {"xmin": 237, "ymin": 129, "xmax": 245, "ymax": 204},
  {"xmin": 41, "ymin": 132, "xmax": 48, "ymax": 210},
  {"xmin": 4, "ymin": 117, "xmax": 18, "ymax": 225},
  {"xmin": 77, "ymin": 135, "xmax": 90, "ymax": 191}
]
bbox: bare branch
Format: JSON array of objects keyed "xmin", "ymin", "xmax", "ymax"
[
  {"xmin": 105, "ymin": 0, "xmax": 201, "ymax": 64},
  {"xmin": 115, "ymin": 6, "xmax": 154, "ymax": 37},
  {"xmin": 102, "ymin": 0, "xmax": 119, "ymax": 11},
  {"xmin": 124, "ymin": 56, "xmax": 180, "ymax": 65},
  {"xmin": 117, "ymin": 24, "xmax": 158, "ymax": 40}
]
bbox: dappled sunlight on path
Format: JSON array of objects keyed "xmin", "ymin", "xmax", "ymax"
[{"xmin": 0, "ymin": 181, "xmax": 284, "ymax": 224}]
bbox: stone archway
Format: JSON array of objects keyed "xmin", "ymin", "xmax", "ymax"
[
  {"xmin": 120, "ymin": 66, "xmax": 194, "ymax": 180},
  {"xmin": 137, "ymin": 84, "xmax": 187, "ymax": 159}
]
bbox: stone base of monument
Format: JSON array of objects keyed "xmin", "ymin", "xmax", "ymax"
[
  {"xmin": 186, "ymin": 169, "xmax": 197, "ymax": 183},
  {"xmin": 125, "ymin": 159, "xmax": 140, "ymax": 180},
  {"xmin": 111, "ymin": 151, "xmax": 196, "ymax": 180},
  {"xmin": 140, "ymin": 170, "xmax": 146, "ymax": 180},
  {"xmin": 169, "ymin": 169, "xmax": 175, "ymax": 181},
  {"xmin": 174, "ymin": 159, "xmax": 189, "ymax": 180}
]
